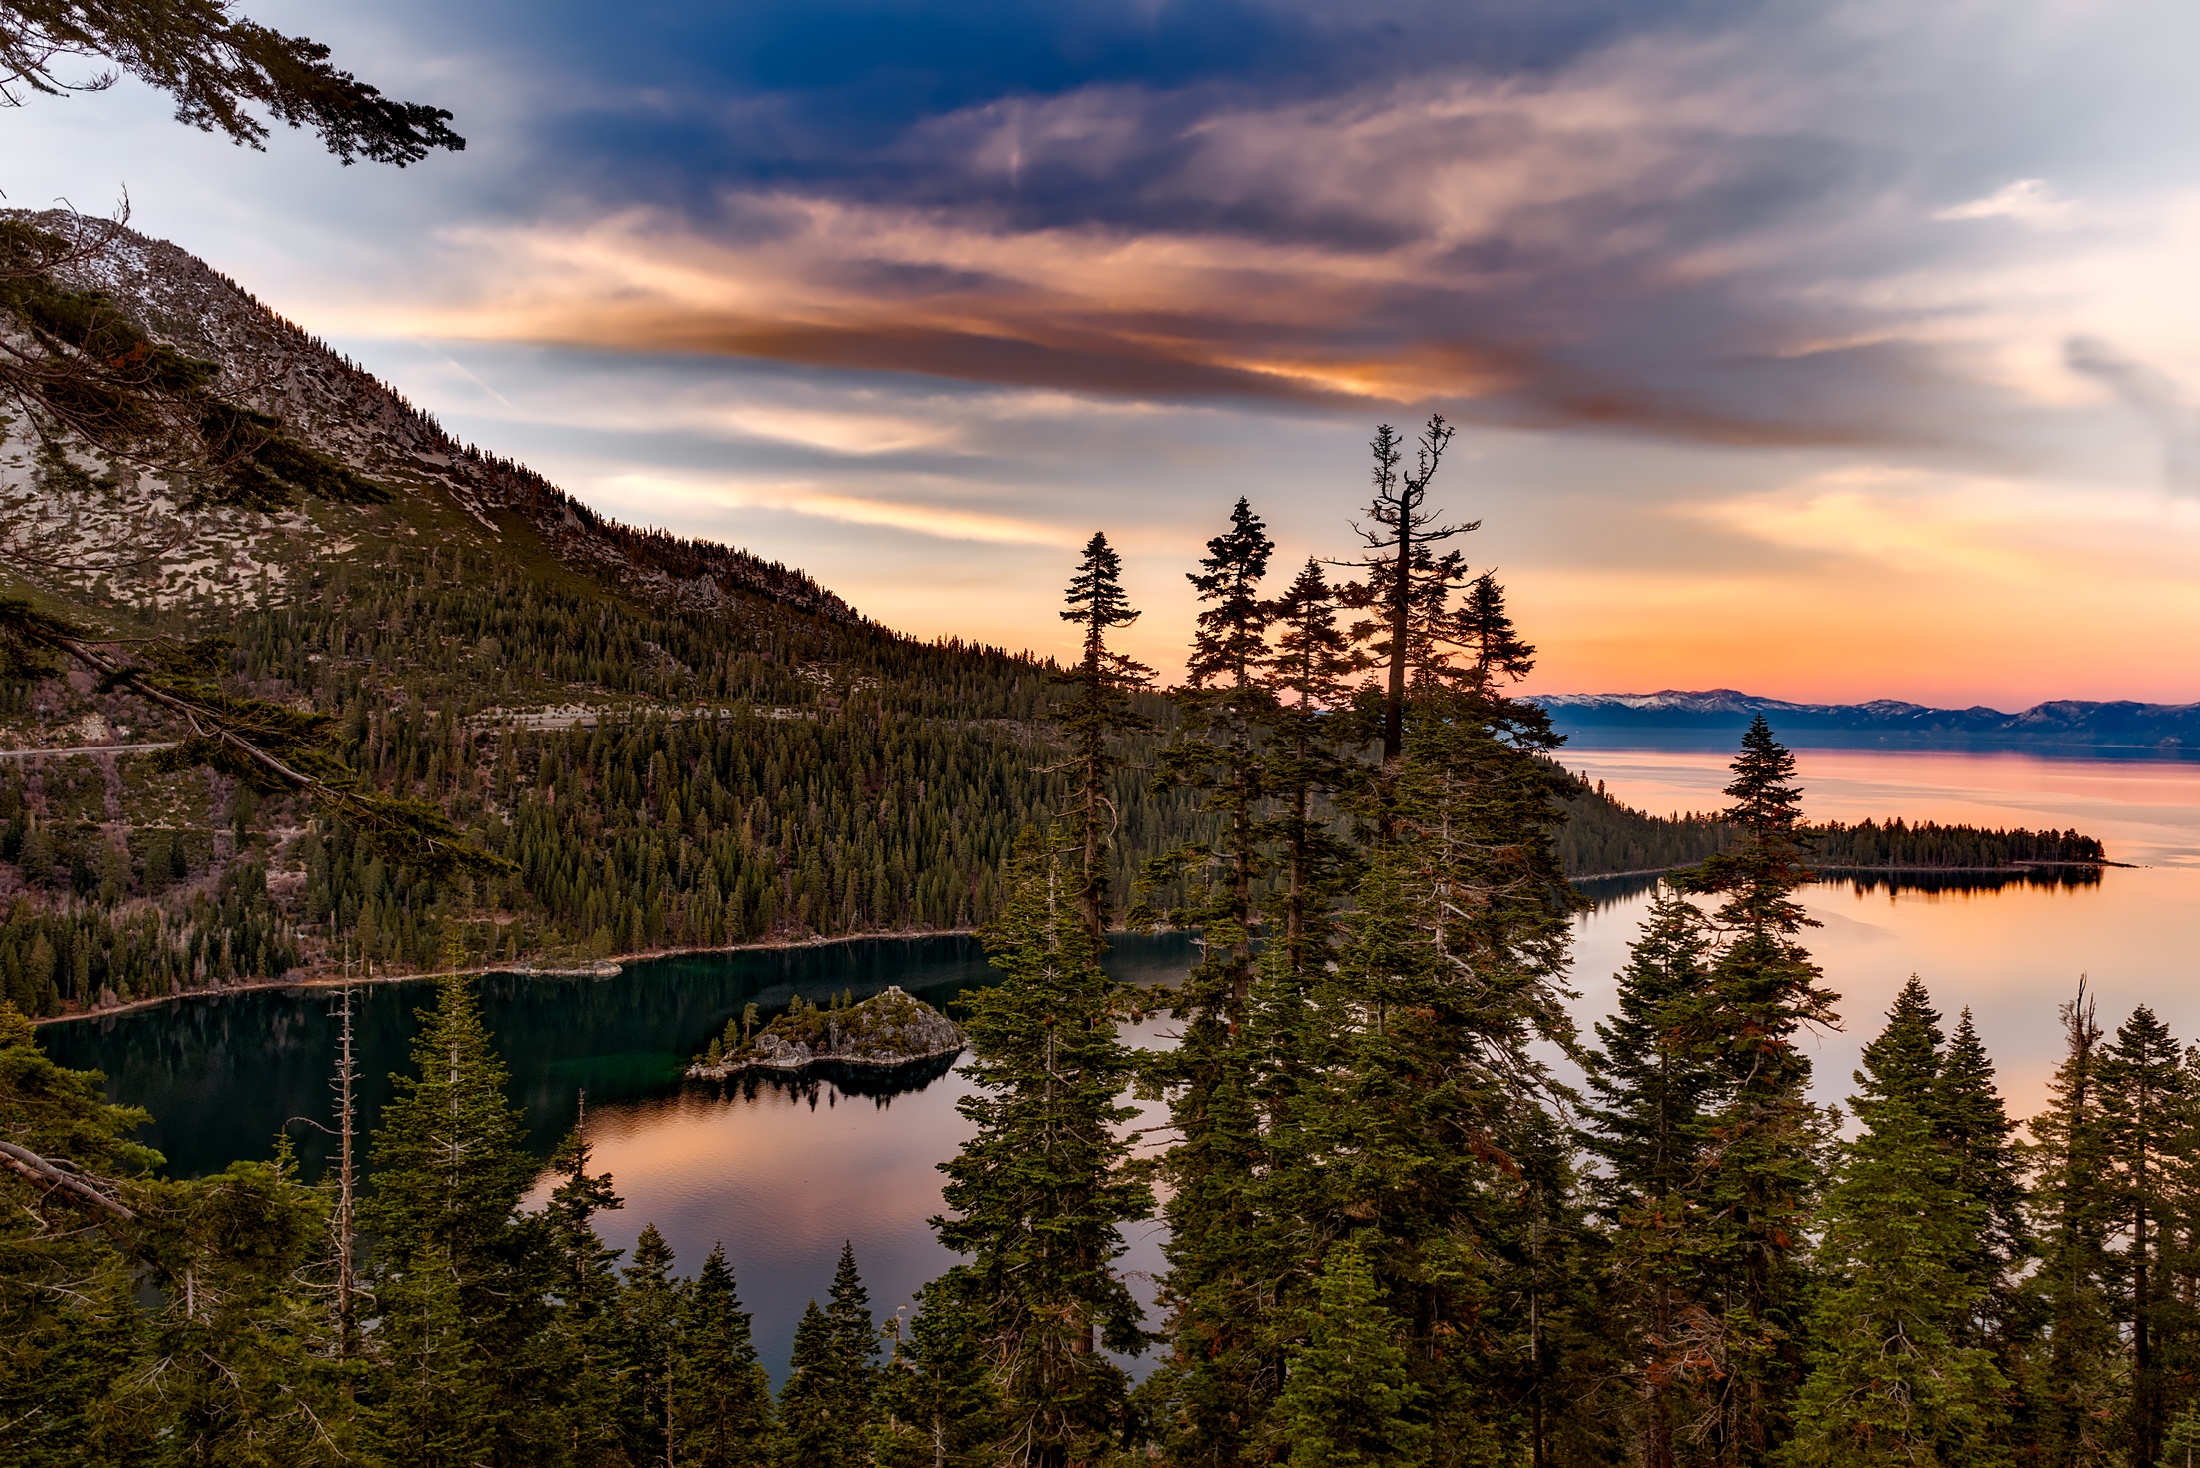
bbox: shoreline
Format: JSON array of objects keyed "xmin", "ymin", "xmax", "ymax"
[
  {"xmin": 686, "ymin": 1040, "xmax": 967, "ymax": 1083},
  {"xmin": 26, "ymin": 861, "xmax": 2120, "ymax": 1027},
  {"xmin": 1570, "ymin": 859, "xmax": 2125, "ymax": 881},
  {"xmin": 29, "ymin": 927, "xmax": 981, "ymax": 1027}
]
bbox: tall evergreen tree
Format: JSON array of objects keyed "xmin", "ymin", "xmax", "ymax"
[
  {"xmin": 1275, "ymin": 1236, "xmax": 1428, "ymax": 1468},
  {"xmin": 1935, "ymin": 1006, "xmax": 2034, "ymax": 1398},
  {"xmin": 1142, "ymin": 494, "xmax": 1276, "ymax": 1012},
  {"xmin": 545, "ymin": 1110, "xmax": 630, "ymax": 1464},
  {"xmin": 361, "ymin": 975, "xmax": 547, "ymax": 1467},
  {"xmin": 777, "ymin": 1300, "xmax": 848, "ymax": 1468},
  {"xmin": 937, "ymin": 835, "xmax": 1152, "ymax": 1466},
  {"xmin": 1938, "ymin": 1010, "xmax": 2030, "ymax": 1296},
  {"xmin": 1055, "ymin": 531, "xmax": 1154, "ymax": 940},
  {"xmin": 1675, "ymin": 717, "xmax": 1838, "ymax": 1466},
  {"xmin": 2103, "ymin": 1006, "xmax": 2188, "ymax": 1468},
  {"xmin": 127, "ymin": 1148, "xmax": 348, "ymax": 1464},
  {"xmin": 1258, "ymin": 557, "xmax": 1360, "ymax": 978},
  {"xmin": 873, "ymin": 1272, "xmax": 1002, "ymax": 1468},
  {"xmin": 826, "ymin": 1241, "xmax": 881, "ymax": 1444},
  {"xmin": 0, "ymin": 1001, "xmax": 154, "ymax": 1466},
  {"xmin": 361, "ymin": 975, "xmax": 535, "ymax": 1269},
  {"xmin": 2025, "ymin": 981, "xmax": 2120, "ymax": 1468},
  {"xmin": 1337, "ymin": 416, "xmax": 1474, "ymax": 798},
  {"xmin": 1293, "ymin": 648, "xmax": 1579, "ymax": 1458},
  {"xmin": 623, "ymin": 1223, "xmax": 683, "ymax": 1468},
  {"xmin": 1452, "ymin": 571, "xmax": 1536, "ymax": 690},
  {"xmin": 1140, "ymin": 498, "xmax": 1281, "ymax": 1467},
  {"xmin": 1584, "ymin": 887, "xmax": 1724, "ymax": 1468},
  {"xmin": 1855, "ymin": 976, "xmax": 1944, "ymax": 1109},
  {"xmin": 676, "ymin": 1243, "xmax": 773, "ymax": 1468},
  {"xmin": 1779, "ymin": 983, "xmax": 2009, "ymax": 1468}
]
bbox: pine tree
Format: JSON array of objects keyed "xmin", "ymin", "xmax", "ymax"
[
  {"xmin": 1675, "ymin": 717, "xmax": 1838, "ymax": 1466},
  {"xmin": 776, "ymin": 1299, "xmax": 847, "ymax": 1468},
  {"xmin": 1452, "ymin": 571, "xmax": 1536, "ymax": 690},
  {"xmin": 675, "ymin": 1243, "xmax": 773, "ymax": 1468},
  {"xmin": 2103, "ymin": 1006, "xmax": 2188, "ymax": 1468},
  {"xmin": 0, "ymin": 1000, "xmax": 155, "ymax": 1467},
  {"xmin": 825, "ymin": 1242, "xmax": 881, "ymax": 1444},
  {"xmin": 127, "ymin": 1149, "xmax": 348, "ymax": 1464},
  {"xmin": 1583, "ymin": 887, "xmax": 1723, "ymax": 1468},
  {"xmin": 1139, "ymin": 498, "xmax": 1282, "ymax": 1466},
  {"xmin": 623, "ymin": 1224, "xmax": 682, "ymax": 1468},
  {"xmin": 2024, "ymin": 980, "xmax": 2121, "ymax": 1468},
  {"xmin": 1275, "ymin": 1237, "xmax": 1427, "ymax": 1467},
  {"xmin": 1141, "ymin": 494, "xmax": 1276, "ymax": 1012},
  {"xmin": 545, "ymin": 1110, "xmax": 630, "ymax": 1465},
  {"xmin": 362, "ymin": 975, "xmax": 548, "ymax": 1465},
  {"xmin": 361, "ymin": 975, "xmax": 535, "ymax": 1269},
  {"xmin": 1294, "ymin": 688, "xmax": 1580, "ymax": 1459},
  {"xmin": 1779, "ymin": 983, "xmax": 2009, "ymax": 1468},
  {"xmin": 368, "ymin": 1240, "xmax": 505, "ymax": 1468},
  {"xmin": 1055, "ymin": 531, "xmax": 1154, "ymax": 940},
  {"xmin": 873, "ymin": 1272, "xmax": 1002, "ymax": 1468},
  {"xmin": 936, "ymin": 835, "xmax": 1153, "ymax": 1466},
  {"xmin": 1336, "ymin": 417, "xmax": 1474, "ymax": 793},
  {"xmin": 1935, "ymin": 1009, "xmax": 2031, "ymax": 1356},
  {"xmin": 1258, "ymin": 557, "xmax": 1359, "ymax": 978},
  {"xmin": 1272, "ymin": 504, "xmax": 1577, "ymax": 1459},
  {"xmin": 1855, "ymin": 975, "xmax": 1944, "ymax": 1110}
]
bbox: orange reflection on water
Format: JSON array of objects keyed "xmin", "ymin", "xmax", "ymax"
[{"xmin": 1569, "ymin": 749, "xmax": 2200, "ymax": 1122}]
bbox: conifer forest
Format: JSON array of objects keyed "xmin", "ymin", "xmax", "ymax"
[
  {"xmin": 2, "ymin": 3, "xmax": 2189, "ymax": 1466},
  {"xmin": 1, "ymin": 418, "xmax": 2181, "ymax": 1468}
]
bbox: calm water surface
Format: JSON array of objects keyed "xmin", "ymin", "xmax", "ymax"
[
  {"xmin": 41, "ymin": 933, "xmax": 1193, "ymax": 1377},
  {"xmin": 42, "ymin": 748, "xmax": 2200, "ymax": 1375},
  {"xmin": 1565, "ymin": 748, "xmax": 2200, "ymax": 1116}
]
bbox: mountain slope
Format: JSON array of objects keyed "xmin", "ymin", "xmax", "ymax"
[
  {"xmin": 0, "ymin": 215, "xmax": 1199, "ymax": 1017},
  {"xmin": 6, "ymin": 208, "xmax": 856, "ymax": 625}
]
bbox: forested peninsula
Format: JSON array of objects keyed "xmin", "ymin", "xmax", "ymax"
[{"xmin": 1559, "ymin": 778, "xmax": 2109, "ymax": 876}]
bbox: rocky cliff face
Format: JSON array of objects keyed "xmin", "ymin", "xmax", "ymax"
[
  {"xmin": 5, "ymin": 208, "xmax": 862, "ymax": 627},
  {"xmin": 689, "ymin": 986, "xmax": 965, "ymax": 1079}
]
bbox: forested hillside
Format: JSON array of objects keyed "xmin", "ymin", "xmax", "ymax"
[{"xmin": 0, "ymin": 214, "xmax": 1217, "ymax": 1016}]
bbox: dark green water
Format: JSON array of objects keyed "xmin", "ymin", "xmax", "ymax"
[{"xmin": 40, "ymin": 931, "xmax": 1197, "ymax": 1377}]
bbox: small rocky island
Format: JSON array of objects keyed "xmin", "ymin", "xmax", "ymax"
[{"xmin": 687, "ymin": 986, "xmax": 965, "ymax": 1080}]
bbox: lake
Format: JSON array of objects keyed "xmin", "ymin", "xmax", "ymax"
[{"xmin": 40, "ymin": 746, "xmax": 2200, "ymax": 1377}]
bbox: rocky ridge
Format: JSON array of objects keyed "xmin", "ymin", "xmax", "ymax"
[{"xmin": 6, "ymin": 208, "xmax": 863, "ymax": 626}]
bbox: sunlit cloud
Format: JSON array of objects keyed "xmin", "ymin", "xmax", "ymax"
[
  {"xmin": 590, "ymin": 472, "xmax": 1076, "ymax": 546},
  {"xmin": 1934, "ymin": 179, "xmax": 2081, "ymax": 231}
]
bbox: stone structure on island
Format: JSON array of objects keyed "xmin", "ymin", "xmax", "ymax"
[{"xmin": 686, "ymin": 985, "xmax": 964, "ymax": 1080}]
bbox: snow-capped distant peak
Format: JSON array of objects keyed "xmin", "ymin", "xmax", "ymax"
[{"xmin": 1532, "ymin": 689, "xmax": 1813, "ymax": 714}]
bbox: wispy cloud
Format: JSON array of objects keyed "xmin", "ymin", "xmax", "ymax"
[
  {"xmin": 590, "ymin": 473, "xmax": 1075, "ymax": 546},
  {"xmin": 1935, "ymin": 179, "xmax": 2080, "ymax": 231}
]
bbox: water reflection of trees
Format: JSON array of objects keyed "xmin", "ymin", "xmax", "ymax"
[
  {"xmin": 1573, "ymin": 865, "xmax": 2105, "ymax": 913},
  {"xmin": 693, "ymin": 1051, "xmax": 964, "ymax": 1111}
]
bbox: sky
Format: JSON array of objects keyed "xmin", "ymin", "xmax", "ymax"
[{"xmin": 11, "ymin": 0, "xmax": 2200, "ymax": 707}]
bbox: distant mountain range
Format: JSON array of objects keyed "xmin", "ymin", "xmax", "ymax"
[{"xmin": 1531, "ymin": 690, "xmax": 2200, "ymax": 754}]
